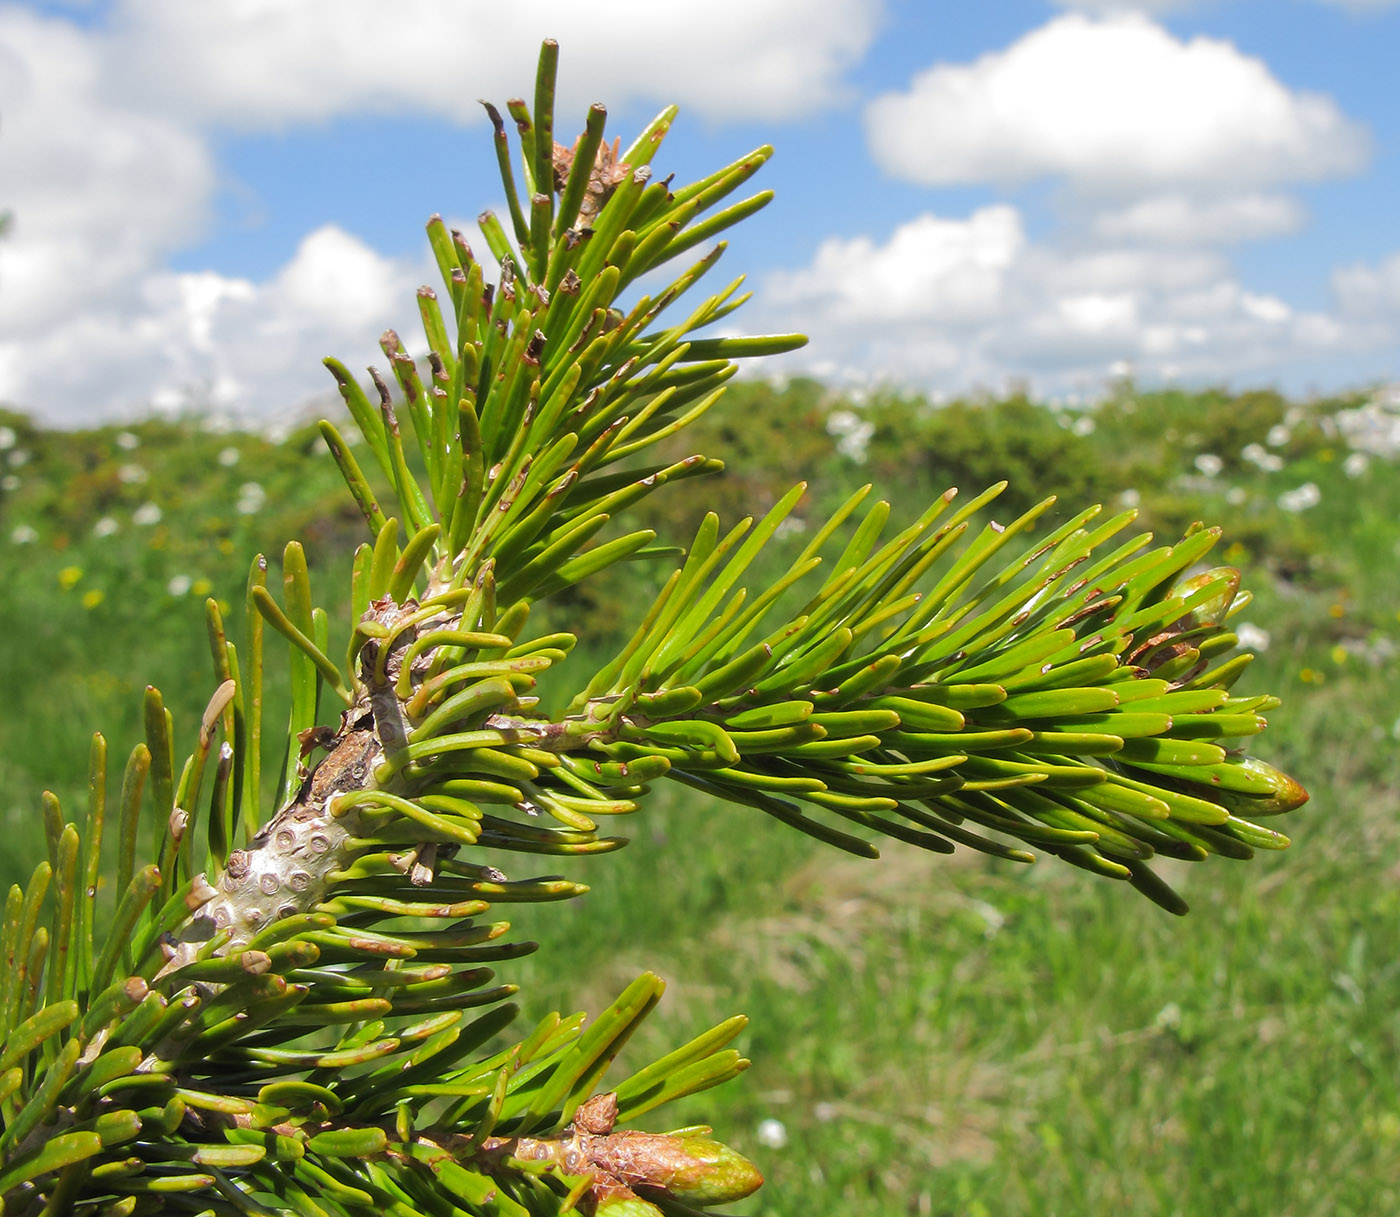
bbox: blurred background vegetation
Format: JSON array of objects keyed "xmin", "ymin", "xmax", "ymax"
[{"xmin": 1, "ymin": 378, "xmax": 1397, "ymax": 1214}]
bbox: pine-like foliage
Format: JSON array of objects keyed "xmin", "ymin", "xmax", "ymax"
[{"xmin": 0, "ymin": 43, "xmax": 1307, "ymax": 1217}]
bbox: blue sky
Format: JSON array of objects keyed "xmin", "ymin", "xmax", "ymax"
[{"xmin": 1, "ymin": 0, "xmax": 1396, "ymax": 424}]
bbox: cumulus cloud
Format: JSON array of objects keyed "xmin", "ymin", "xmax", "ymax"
[
  {"xmin": 865, "ymin": 14, "xmax": 1369, "ymax": 193},
  {"xmin": 1333, "ymin": 251, "xmax": 1400, "ymax": 317},
  {"xmin": 772, "ymin": 206, "xmax": 1026, "ymax": 329},
  {"xmin": 0, "ymin": 0, "xmax": 877, "ymax": 423},
  {"xmin": 0, "ymin": 9, "xmax": 213, "ymax": 322},
  {"xmin": 826, "ymin": 12, "xmax": 1387, "ymax": 395},
  {"xmin": 755, "ymin": 205, "xmax": 1374, "ymax": 394},
  {"xmin": 0, "ymin": 1, "xmax": 1388, "ymax": 423},
  {"xmin": 106, "ymin": 0, "xmax": 878, "ymax": 127},
  {"xmin": 1089, "ymin": 193, "xmax": 1305, "ymax": 244},
  {"xmin": 0, "ymin": 224, "xmax": 423, "ymax": 424}
]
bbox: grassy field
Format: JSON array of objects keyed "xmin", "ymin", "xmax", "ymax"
[{"xmin": 2, "ymin": 381, "xmax": 1397, "ymax": 1214}]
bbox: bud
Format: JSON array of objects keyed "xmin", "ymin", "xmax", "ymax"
[
  {"xmin": 659, "ymin": 1136, "xmax": 765, "ymax": 1206},
  {"xmin": 581, "ymin": 1128, "xmax": 765, "ymax": 1208}
]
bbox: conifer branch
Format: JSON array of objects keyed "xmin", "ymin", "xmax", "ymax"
[{"xmin": 0, "ymin": 40, "xmax": 1305, "ymax": 1216}]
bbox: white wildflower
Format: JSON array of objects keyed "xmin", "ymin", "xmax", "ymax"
[
  {"xmin": 1277, "ymin": 482, "xmax": 1320, "ymax": 513},
  {"xmin": 1119, "ymin": 488, "xmax": 1141, "ymax": 509},
  {"xmin": 1339, "ymin": 636, "xmax": 1396, "ymax": 665},
  {"xmin": 1226, "ymin": 486, "xmax": 1248, "ymax": 506},
  {"xmin": 756, "ymin": 1119, "xmax": 788, "ymax": 1150},
  {"xmin": 825, "ymin": 410, "xmax": 874, "ymax": 464},
  {"xmin": 1242, "ymin": 443, "xmax": 1283, "ymax": 473},
  {"xmin": 217, "ymin": 446, "xmax": 241, "ymax": 468},
  {"xmin": 1266, "ymin": 423, "xmax": 1291, "ymax": 448},
  {"xmin": 1194, "ymin": 453, "xmax": 1224, "ymax": 478},
  {"xmin": 115, "ymin": 430, "xmax": 140, "ymax": 450},
  {"xmin": 8, "ymin": 449, "xmax": 29, "ymax": 468},
  {"xmin": 118, "ymin": 463, "xmax": 149, "ymax": 485},
  {"xmin": 774, "ymin": 516, "xmax": 808, "ymax": 540},
  {"xmin": 10, "ymin": 524, "xmax": 37, "ymax": 544},
  {"xmin": 1343, "ymin": 452, "xmax": 1369, "ymax": 478},
  {"xmin": 132, "ymin": 502, "xmax": 163, "ymax": 526},
  {"xmin": 1071, "ymin": 415, "xmax": 1096, "ymax": 437},
  {"xmin": 1235, "ymin": 622, "xmax": 1272, "ymax": 653},
  {"xmin": 93, "ymin": 516, "xmax": 119, "ymax": 538},
  {"xmin": 0, "ymin": 426, "xmax": 14, "ymax": 451},
  {"xmin": 1, "ymin": 475, "xmax": 19, "ymax": 492},
  {"xmin": 1154, "ymin": 1002, "xmax": 1183, "ymax": 1031},
  {"xmin": 167, "ymin": 574, "xmax": 192, "ymax": 597},
  {"xmin": 972, "ymin": 899, "xmax": 1006, "ymax": 938},
  {"xmin": 1335, "ymin": 394, "xmax": 1400, "ymax": 459},
  {"xmin": 236, "ymin": 482, "xmax": 267, "ymax": 514}
]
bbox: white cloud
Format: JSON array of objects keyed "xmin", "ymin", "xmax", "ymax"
[
  {"xmin": 0, "ymin": 9, "xmax": 213, "ymax": 322},
  {"xmin": 0, "ymin": 7, "xmax": 219, "ymax": 418},
  {"xmin": 1333, "ymin": 251, "xmax": 1400, "ymax": 317},
  {"xmin": 0, "ymin": 0, "xmax": 877, "ymax": 423},
  {"xmin": 841, "ymin": 11, "xmax": 1382, "ymax": 394},
  {"xmin": 0, "ymin": 2, "xmax": 1388, "ymax": 423},
  {"xmin": 756, "ymin": 205, "xmax": 1381, "ymax": 394},
  {"xmin": 269, "ymin": 228, "xmax": 410, "ymax": 333},
  {"xmin": 768, "ymin": 206, "xmax": 1026, "ymax": 328},
  {"xmin": 1240, "ymin": 292, "xmax": 1292, "ymax": 324},
  {"xmin": 865, "ymin": 14, "xmax": 1369, "ymax": 193},
  {"xmin": 106, "ymin": 0, "xmax": 878, "ymax": 127},
  {"xmin": 1089, "ymin": 193, "xmax": 1305, "ymax": 244},
  {"xmin": 0, "ymin": 223, "xmax": 422, "ymax": 424}
]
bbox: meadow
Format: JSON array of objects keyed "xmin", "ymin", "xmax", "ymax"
[{"xmin": 1, "ymin": 379, "xmax": 1397, "ymax": 1214}]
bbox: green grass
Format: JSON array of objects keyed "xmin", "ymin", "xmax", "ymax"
[{"xmin": 2, "ymin": 382, "xmax": 1397, "ymax": 1214}]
